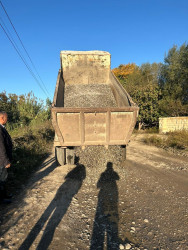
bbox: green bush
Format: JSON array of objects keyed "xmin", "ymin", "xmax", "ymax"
[
  {"xmin": 0, "ymin": 91, "xmax": 54, "ymax": 192},
  {"xmin": 8, "ymin": 120, "xmax": 54, "ymax": 189},
  {"xmin": 0, "ymin": 92, "xmax": 51, "ymax": 129}
]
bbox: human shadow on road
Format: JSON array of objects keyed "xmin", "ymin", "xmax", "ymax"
[
  {"xmin": 90, "ymin": 162, "xmax": 120, "ymax": 250},
  {"xmin": 0, "ymin": 157, "xmax": 58, "ymax": 237},
  {"xmin": 19, "ymin": 163, "xmax": 86, "ymax": 250},
  {"xmin": 31, "ymin": 157, "xmax": 57, "ymax": 185}
]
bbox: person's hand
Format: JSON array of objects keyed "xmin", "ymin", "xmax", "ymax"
[{"xmin": 5, "ymin": 163, "xmax": 11, "ymax": 168}]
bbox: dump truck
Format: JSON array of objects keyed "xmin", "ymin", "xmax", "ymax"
[{"xmin": 51, "ymin": 51, "xmax": 139, "ymax": 165}]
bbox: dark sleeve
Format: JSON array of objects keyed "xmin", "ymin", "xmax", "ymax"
[{"xmin": 0, "ymin": 128, "xmax": 10, "ymax": 166}]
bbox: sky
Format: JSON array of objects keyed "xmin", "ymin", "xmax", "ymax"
[{"xmin": 0, "ymin": 0, "xmax": 187, "ymax": 102}]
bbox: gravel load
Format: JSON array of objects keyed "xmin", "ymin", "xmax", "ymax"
[
  {"xmin": 64, "ymin": 84, "xmax": 122, "ymax": 167},
  {"xmin": 75, "ymin": 145, "xmax": 125, "ymax": 168},
  {"xmin": 64, "ymin": 84, "xmax": 117, "ymax": 108}
]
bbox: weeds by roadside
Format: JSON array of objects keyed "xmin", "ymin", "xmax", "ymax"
[
  {"xmin": 7, "ymin": 120, "xmax": 54, "ymax": 191},
  {"xmin": 142, "ymin": 130, "xmax": 188, "ymax": 151},
  {"xmin": 133, "ymin": 127, "xmax": 159, "ymax": 134}
]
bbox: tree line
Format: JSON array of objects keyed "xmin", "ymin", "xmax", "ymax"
[
  {"xmin": 113, "ymin": 43, "xmax": 188, "ymax": 129},
  {"xmin": 1, "ymin": 43, "xmax": 187, "ymax": 131},
  {"xmin": 0, "ymin": 92, "xmax": 51, "ymax": 130}
]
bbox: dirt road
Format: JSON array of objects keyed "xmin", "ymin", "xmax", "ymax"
[{"xmin": 0, "ymin": 135, "xmax": 188, "ymax": 250}]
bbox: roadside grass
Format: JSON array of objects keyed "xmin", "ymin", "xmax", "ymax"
[
  {"xmin": 7, "ymin": 120, "xmax": 54, "ymax": 191},
  {"xmin": 133, "ymin": 127, "xmax": 159, "ymax": 134},
  {"xmin": 142, "ymin": 130, "xmax": 188, "ymax": 151}
]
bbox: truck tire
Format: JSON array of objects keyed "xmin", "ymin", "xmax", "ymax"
[
  {"xmin": 66, "ymin": 147, "xmax": 75, "ymax": 165},
  {"xmin": 121, "ymin": 145, "xmax": 126, "ymax": 160},
  {"xmin": 55, "ymin": 147, "xmax": 65, "ymax": 166}
]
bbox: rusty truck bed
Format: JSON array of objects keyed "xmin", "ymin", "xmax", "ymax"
[{"xmin": 52, "ymin": 51, "xmax": 138, "ymax": 148}]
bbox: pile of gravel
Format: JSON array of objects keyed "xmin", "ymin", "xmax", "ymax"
[
  {"xmin": 64, "ymin": 84, "xmax": 117, "ymax": 108},
  {"xmin": 64, "ymin": 84, "xmax": 124, "ymax": 166},
  {"xmin": 75, "ymin": 145, "xmax": 125, "ymax": 168}
]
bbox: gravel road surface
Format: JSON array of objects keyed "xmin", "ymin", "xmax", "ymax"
[{"xmin": 0, "ymin": 135, "xmax": 187, "ymax": 250}]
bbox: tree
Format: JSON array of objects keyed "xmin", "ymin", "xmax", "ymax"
[
  {"xmin": 114, "ymin": 63, "xmax": 162, "ymax": 129},
  {"xmin": 17, "ymin": 92, "xmax": 43, "ymax": 125},
  {"xmin": 159, "ymin": 43, "xmax": 188, "ymax": 116},
  {"xmin": 129, "ymin": 83, "xmax": 161, "ymax": 129},
  {"xmin": 112, "ymin": 63, "xmax": 136, "ymax": 80},
  {"xmin": 0, "ymin": 92, "xmax": 20, "ymax": 124},
  {"xmin": 113, "ymin": 43, "xmax": 188, "ymax": 128},
  {"xmin": 0, "ymin": 91, "xmax": 51, "ymax": 129}
]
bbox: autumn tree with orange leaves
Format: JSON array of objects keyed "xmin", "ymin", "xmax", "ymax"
[{"xmin": 112, "ymin": 63, "xmax": 136, "ymax": 80}]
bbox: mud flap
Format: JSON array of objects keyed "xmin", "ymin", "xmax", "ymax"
[{"xmin": 55, "ymin": 147, "xmax": 66, "ymax": 166}]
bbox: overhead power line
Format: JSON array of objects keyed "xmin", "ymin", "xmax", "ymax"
[
  {"xmin": 0, "ymin": 1, "xmax": 50, "ymax": 98},
  {"xmin": 0, "ymin": 15, "xmax": 27, "ymax": 62},
  {"xmin": 0, "ymin": 22, "xmax": 49, "ymax": 98}
]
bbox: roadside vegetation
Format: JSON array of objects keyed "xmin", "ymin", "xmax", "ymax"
[
  {"xmin": 113, "ymin": 43, "xmax": 188, "ymax": 129},
  {"xmin": 0, "ymin": 43, "xmax": 187, "ymax": 190},
  {"xmin": 0, "ymin": 92, "xmax": 54, "ymax": 190},
  {"xmin": 142, "ymin": 130, "xmax": 188, "ymax": 151},
  {"xmin": 113, "ymin": 43, "xmax": 188, "ymax": 152}
]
